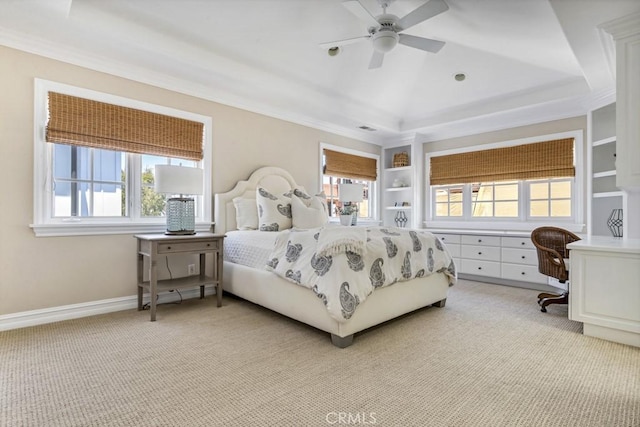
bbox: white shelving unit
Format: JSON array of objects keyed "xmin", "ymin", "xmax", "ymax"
[
  {"xmin": 382, "ymin": 145, "xmax": 414, "ymax": 227},
  {"xmin": 589, "ymin": 102, "xmax": 622, "ymax": 236}
]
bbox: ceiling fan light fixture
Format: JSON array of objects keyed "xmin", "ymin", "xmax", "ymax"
[{"xmin": 372, "ymin": 30, "xmax": 399, "ymax": 53}]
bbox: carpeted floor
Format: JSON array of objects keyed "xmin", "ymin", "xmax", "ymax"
[{"xmin": 1, "ymin": 279, "xmax": 638, "ymax": 427}]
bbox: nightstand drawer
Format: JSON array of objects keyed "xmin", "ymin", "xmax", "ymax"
[{"xmin": 157, "ymin": 240, "xmax": 220, "ymax": 254}]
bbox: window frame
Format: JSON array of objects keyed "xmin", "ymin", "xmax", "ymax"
[
  {"xmin": 425, "ymin": 130, "xmax": 584, "ymax": 232},
  {"xmin": 319, "ymin": 143, "xmax": 380, "ymax": 224},
  {"xmin": 32, "ymin": 79, "xmax": 213, "ymax": 237}
]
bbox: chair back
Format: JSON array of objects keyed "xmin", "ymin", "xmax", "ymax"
[{"xmin": 531, "ymin": 227, "xmax": 581, "ymax": 282}]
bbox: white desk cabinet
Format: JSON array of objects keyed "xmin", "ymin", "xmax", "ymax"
[{"xmin": 568, "ymin": 237, "xmax": 640, "ymax": 347}]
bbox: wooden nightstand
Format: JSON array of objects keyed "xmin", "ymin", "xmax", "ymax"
[{"xmin": 134, "ymin": 232, "xmax": 225, "ymax": 321}]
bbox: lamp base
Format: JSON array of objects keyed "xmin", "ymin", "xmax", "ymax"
[
  {"xmin": 164, "ymin": 230, "xmax": 196, "ymax": 236},
  {"xmin": 165, "ymin": 197, "xmax": 196, "ymax": 235}
]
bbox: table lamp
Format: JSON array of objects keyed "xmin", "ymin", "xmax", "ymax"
[
  {"xmin": 154, "ymin": 164, "xmax": 203, "ymax": 235},
  {"xmin": 338, "ymin": 183, "xmax": 364, "ymax": 226}
]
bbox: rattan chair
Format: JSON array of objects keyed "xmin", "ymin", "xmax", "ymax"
[{"xmin": 531, "ymin": 227, "xmax": 581, "ymax": 312}]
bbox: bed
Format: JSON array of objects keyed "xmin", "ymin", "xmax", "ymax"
[{"xmin": 214, "ymin": 166, "xmax": 456, "ymax": 347}]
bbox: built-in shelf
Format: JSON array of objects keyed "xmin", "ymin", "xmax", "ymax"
[
  {"xmin": 593, "ymin": 191, "xmax": 624, "ymax": 198},
  {"xmin": 592, "ymin": 136, "xmax": 616, "ymax": 146},
  {"xmin": 593, "ymin": 170, "xmax": 616, "ymax": 178},
  {"xmin": 383, "ymin": 144, "xmax": 414, "ymax": 227},
  {"xmin": 385, "ymin": 166, "xmax": 411, "ymax": 173},
  {"xmin": 590, "ymin": 102, "xmax": 620, "ymax": 236}
]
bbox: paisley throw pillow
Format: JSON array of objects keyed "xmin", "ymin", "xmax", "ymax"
[{"xmin": 256, "ymin": 187, "xmax": 292, "ymax": 231}]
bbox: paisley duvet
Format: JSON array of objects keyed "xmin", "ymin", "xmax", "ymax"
[{"xmin": 265, "ymin": 226, "xmax": 457, "ymax": 322}]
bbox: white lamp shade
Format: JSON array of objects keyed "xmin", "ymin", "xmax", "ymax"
[
  {"xmin": 154, "ymin": 165, "xmax": 203, "ymax": 196},
  {"xmin": 339, "ymin": 183, "xmax": 364, "ymax": 202}
]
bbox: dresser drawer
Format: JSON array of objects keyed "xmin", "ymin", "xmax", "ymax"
[
  {"xmin": 432, "ymin": 233, "xmax": 461, "ymax": 244},
  {"xmin": 444, "ymin": 243, "xmax": 460, "ymax": 258},
  {"xmin": 461, "ymin": 235, "xmax": 501, "ymax": 247},
  {"xmin": 501, "ymin": 248, "xmax": 538, "ymax": 266},
  {"xmin": 461, "ymin": 245, "xmax": 501, "ymax": 261},
  {"xmin": 501, "ymin": 263, "xmax": 548, "ymax": 284},
  {"xmin": 501, "ymin": 236, "xmax": 535, "ymax": 249},
  {"xmin": 459, "ymin": 259, "xmax": 501, "ymax": 277},
  {"xmin": 157, "ymin": 239, "xmax": 220, "ymax": 254}
]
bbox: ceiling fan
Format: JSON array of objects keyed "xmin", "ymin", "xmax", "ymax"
[{"xmin": 321, "ymin": 0, "xmax": 449, "ymax": 69}]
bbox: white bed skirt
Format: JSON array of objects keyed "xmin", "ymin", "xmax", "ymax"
[{"xmin": 223, "ymin": 260, "xmax": 449, "ymax": 340}]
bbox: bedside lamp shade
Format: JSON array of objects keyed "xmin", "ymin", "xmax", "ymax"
[
  {"xmin": 338, "ymin": 183, "xmax": 364, "ymax": 203},
  {"xmin": 339, "ymin": 183, "xmax": 364, "ymax": 226},
  {"xmin": 155, "ymin": 165, "xmax": 203, "ymax": 235}
]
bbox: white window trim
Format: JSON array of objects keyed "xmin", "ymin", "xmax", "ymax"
[
  {"xmin": 319, "ymin": 142, "xmax": 381, "ymax": 225},
  {"xmin": 424, "ymin": 130, "xmax": 585, "ymax": 233},
  {"xmin": 31, "ymin": 79, "xmax": 213, "ymax": 237}
]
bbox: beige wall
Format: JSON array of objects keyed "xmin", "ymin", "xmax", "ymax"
[
  {"xmin": 423, "ymin": 116, "xmax": 587, "ymax": 153},
  {"xmin": 0, "ymin": 45, "xmax": 378, "ymax": 316}
]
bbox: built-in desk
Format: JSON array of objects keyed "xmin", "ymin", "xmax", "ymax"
[{"xmin": 568, "ymin": 236, "xmax": 640, "ymax": 347}]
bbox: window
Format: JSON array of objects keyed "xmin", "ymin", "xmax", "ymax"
[
  {"xmin": 321, "ymin": 145, "xmax": 378, "ymax": 222},
  {"xmin": 427, "ymin": 132, "xmax": 583, "ymax": 230},
  {"xmin": 33, "ymin": 80, "xmax": 212, "ymax": 236}
]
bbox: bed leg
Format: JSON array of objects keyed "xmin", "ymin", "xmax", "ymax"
[
  {"xmin": 331, "ymin": 334, "xmax": 354, "ymax": 348},
  {"xmin": 432, "ymin": 298, "xmax": 446, "ymax": 308}
]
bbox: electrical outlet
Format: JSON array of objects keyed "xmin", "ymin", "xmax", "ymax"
[{"xmin": 188, "ymin": 264, "xmax": 196, "ymax": 275}]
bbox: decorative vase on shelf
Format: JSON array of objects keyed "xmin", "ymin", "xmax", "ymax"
[
  {"xmin": 394, "ymin": 211, "xmax": 408, "ymax": 228},
  {"xmin": 607, "ymin": 208, "xmax": 623, "ymax": 237}
]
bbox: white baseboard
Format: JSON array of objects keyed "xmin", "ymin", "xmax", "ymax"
[{"xmin": 0, "ymin": 287, "xmax": 216, "ymax": 331}]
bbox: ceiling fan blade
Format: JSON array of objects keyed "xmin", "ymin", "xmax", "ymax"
[
  {"xmin": 319, "ymin": 35, "xmax": 370, "ymax": 49},
  {"xmin": 368, "ymin": 51, "xmax": 384, "ymax": 69},
  {"xmin": 342, "ymin": 0, "xmax": 380, "ymax": 28},
  {"xmin": 398, "ymin": 34, "xmax": 445, "ymax": 53},
  {"xmin": 397, "ymin": 0, "xmax": 449, "ymax": 31}
]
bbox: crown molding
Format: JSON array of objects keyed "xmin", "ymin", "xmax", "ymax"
[{"xmin": 599, "ymin": 11, "xmax": 640, "ymax": 40}]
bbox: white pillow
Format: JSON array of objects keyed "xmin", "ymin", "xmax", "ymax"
[
  {"xmin": 292, "ymin": 188, "xmax": 329, "ymax": 216},
  {"xmin": 256, "ymin": 187, "xmax": 292, "ymax": 231},
  {"xmin": 291, "ymin": 193, "xmax": 329, "ymax": 229},
  {"xmin": 233, "ymin": 197, "xmax": 258, "ymax": 230}
]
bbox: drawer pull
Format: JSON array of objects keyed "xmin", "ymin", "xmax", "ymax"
[
  {"xmin": 521, "ymin": 242, "xmax": 526, "ymax": 245},
  {"xmin": 478, "ymin": 252, "xmax": 482, "ymax": 255},
  {"xmin": 477, "ymin": 267, "xmax": 482, "ymax": 270},
  {"xmin": 167, "ymin": 246, "xmax": 171, "ymax": 250},
  {"xmin": 521, "ymin": 256, "xmax": 526, "ymax": 259},
  {"xmin": 521, "ymin": 272, "xmax": 526, "ymax": 275},
  {"xmin": 478, "ymin": 239, "xmax": 482, "ymax": 243},
  {"xmin": 206, "ymin": 243, "xmax": 211, "ymax": 247}
]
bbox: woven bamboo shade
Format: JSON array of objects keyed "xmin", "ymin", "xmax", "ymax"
[
  {"xmin": 430, "ymin": 138, "xmax": 575, "ymax": 185},
  {"xmin": 324, "ymin": 149, "xmax": 377, "ymax": 181},
  {"xmin": 46, "ymin": 92, "xmax": 204, "ymax": 160}
]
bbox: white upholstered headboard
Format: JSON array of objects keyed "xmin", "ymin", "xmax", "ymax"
[{"xmin": 214, "ymin": 166, "xmax": 304, "ymax": 234}]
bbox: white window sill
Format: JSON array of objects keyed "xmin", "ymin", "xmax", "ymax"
[
  {"xmin": 424, "ymin": 220, "xmax": 585, "ymax": 234},
  {"xmin": 30, "ymin": 222, "xmax": 214, "ymax": 237}
]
